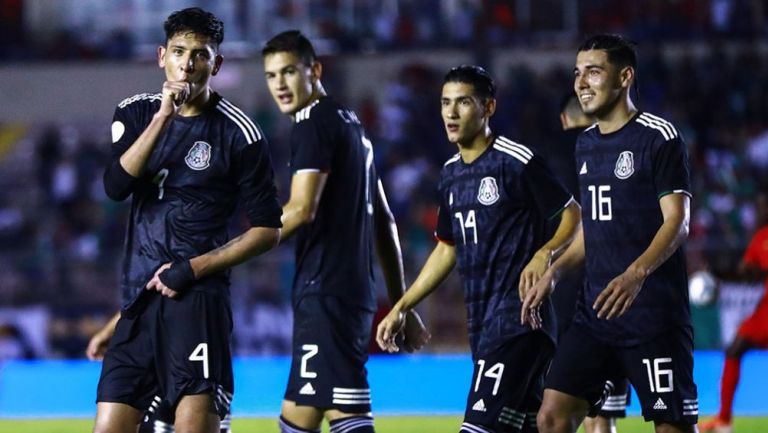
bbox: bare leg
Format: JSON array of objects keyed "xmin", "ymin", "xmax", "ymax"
[
  {"xmin": 175, "ymin": 394, "xmax": 219, "ymax": 433},
  {"xmin": 537, "ymin": 389, "xmax": 591, "ymax": 433},
  {"xmin": 93, "ymin": 402, "xmax": 143, "ymax": 433},
  {"xmin": 583, "ymin": 416, "xmax": 616, "ymax": 433}
]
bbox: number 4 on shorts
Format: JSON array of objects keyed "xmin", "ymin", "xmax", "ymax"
[{"xmin": 189, "ymin": 343, "xmax": 209, "ymax": 379}]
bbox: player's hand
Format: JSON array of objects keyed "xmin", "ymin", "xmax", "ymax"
[
  {"xmin": 85, "ymin": 330, "xmax": 111, "ymax": 361},
  {"xmin": 401, "ymin": 310, "xmax": 431, "ymax": 353},
  {"xmin": 593, "ymin": 267, "xmax": 646, "ymax": 319},
  {"xmin": 376, "ymin": 308, "xmax": 405, "ymax": 353},
  {"xmin": 158, "ymin": 80, "xmax": 191, "ymax": 117},
  {"xmin": 518, "ymin": 249, "xmax": 551, "ymax": 301},
  {"xmin": 521, "ymin": 269, "xmax": 555, "ymax": 328},
  {"xmin": 145, "ymin": 262, "xmax": 180, "ymax": 298}
]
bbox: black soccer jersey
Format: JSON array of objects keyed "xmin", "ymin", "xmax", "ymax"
[
  {"xmin": 435, "ymin": 136, "xmax": 572, "ymax": 356},
  {"xmin": 288, "ymin": 96, "xmax": 379, "ymax": 310},
  {"xmin": 573, "ymin": 111, "xmax": 692, "ymax": 346},
  {"xmin": 106, "ymin": 92, "xmax": 282, "ymax": 312}
]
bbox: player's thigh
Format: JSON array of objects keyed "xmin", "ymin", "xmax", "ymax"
[
  {"xmin": 619, "ymin": 327, "xmax": 697, "ymax": 425},
  {"xmin": 96, "ymin": 311, "xmax": 158, "ymax": 412},
  {"xmin": 175, "ymin": 393, "xmax": 220, "ymax": 433},
  {"xmin": 284, "ymin": 296, "xmax": 375, "ymax": 415},
  {"xmin": 463, "ymin": 332, "xmax": 554, "ymax": 432},
  {"xmin": 281, "ymin": 399, "xmax": 325, "ymax": 429},
  {"xmin": 94, "ymin": 402, "xmax": 143, "ymax": 433},
  {"xmin": 736, "ymin": 300, "xmax": 768, "ymax": 347},
  {"xmin": 544, "ymin": 326, "xmax": 621, "ymax": 417},
  {"xmin": 158, "ymin": 292, "xmax": 234, "ymax": 419}
]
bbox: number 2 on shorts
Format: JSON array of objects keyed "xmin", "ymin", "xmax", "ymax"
[{"xmin": 301, "ymin": 344, "xmax": 319, "ymax": 379}]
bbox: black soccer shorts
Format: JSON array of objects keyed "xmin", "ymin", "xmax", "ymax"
[
  {"xmin": 596, "ymin": 377, "xmax": 630, "ymax": 419},
  {"xmin": 462, "ymin": 331, "xmax": 555, "ymax": 433},
  {"xmin": 284, "ymin": 295, "xmax": 375, "ymax": 413},
  {"xmin": 96, "ymin": 291, "xmax": 234, "ymax": 419},
  {"xmin": 545, "ymin": 325, "xmax": 698, "ymax": 424}
]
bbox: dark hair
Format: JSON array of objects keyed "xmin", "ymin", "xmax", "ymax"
[
  {"xmin": 578, "ymin": 34, "xmax": 637, "ymax": 69},
  {"xmin": 559, "ymin": 92, "xmax": 579, "ymax": 114},
  {"xmin": 261, "ymin": 30, "xmax": 317, "ymax": 65},
  {"xmin": 443, "ymin": 65, "xmax": 496, "ymax": 101},
  {"xmin": 164, "ymin": 7, "xmax": 224, "ymax": 47}
]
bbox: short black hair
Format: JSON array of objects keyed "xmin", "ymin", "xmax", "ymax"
[
  {"xmin": 559, "ymin": 92, "xmax": 580, "ymax": 115},
  {"xmin": 261, "ymin": 30, "xmax": 317, "ymax": 65},
  {"xmin": 443, "ymin": 65, "xmax": 496, "ymax": 102},
  {"xmin": 578, "ymin": 34, "xmax": 637, "ymax": 69},
  {"xmin": 164, "ymin": 7, "xmax": 224, "ymax": 48}
]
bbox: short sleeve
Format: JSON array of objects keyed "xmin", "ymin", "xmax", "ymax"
[
  {"xmin": 653, "ymin": 136, "xmax": 692, "ymax": 199},
  {"xmin": 236, "ymin": 135, "xmax": 283, "ymax": 228},
  {"xmin": 110, "ymin": 104, "xmax": 141, "ymax": 159},
  {"xmin": 742, "ymin": 229, "xmax": 768, "ymax": 268},
  {"xmin": 434, "ymin": 184, "xmax": 454, "ymax": 244},
  {"xmin": 290, "ymin": 116, "xmax": 332, "ymax": 173},
  {"xmin": 522, "ymin": 153, "xmax": 573, "ymax": 220}
]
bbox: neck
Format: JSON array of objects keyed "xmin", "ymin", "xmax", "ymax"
[
  {"xmin": 596, "ymin": 94, "xmax": 637, "ymax": 134},
  {"xmin": 458, "ymin": 127, "xmax": 493, "ymax": 164},
  {"xmin": 178, "ymin": 87, "xmax": 212, "ymax": 117}
]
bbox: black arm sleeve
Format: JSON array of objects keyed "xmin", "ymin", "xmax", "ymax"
[
  {"xmin": 104, "ymin": 159, "xmax": 138, "ymax": 201},
  {"xmin": 103, "ymin": 105, "xmax": 140, "ymax": 201}
]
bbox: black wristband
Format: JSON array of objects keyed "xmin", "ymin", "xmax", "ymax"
[{"xmin": 158, "ymin": 260, "xmax": 195, "ymax": 292}]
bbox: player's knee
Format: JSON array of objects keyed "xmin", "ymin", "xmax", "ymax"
[
  {"xmin": 329, "ymin": 415, "xmax": 374, "ymax": 433},
  {"xmin": 536, "ymin": 406, "xmax": 568, "ymax": 433},
  {"xmin": 279, "ymin": 415, "xmax": 321, "ymax": 433}
]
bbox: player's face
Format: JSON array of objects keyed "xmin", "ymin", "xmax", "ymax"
[
  {"xmin": 441, "ymin": 82, "xmax": 489, "ymax": 145},
  {"xmin": 263, "ymin": 51, "xmax": 319, "ymax": 115},
  {"xmin": 158, "ymin": 32, "xmax": 222, "ymax": 101},
  {"xmin": 573, "ymin": 49, "xmax": 627, "ymax": 117}
]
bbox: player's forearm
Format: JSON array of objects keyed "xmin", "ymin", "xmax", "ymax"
[
  {"xmin": 548, "ymin": 227, "xmax": 586, "ymax": 281},
  {"xmin": 374, "ymin": 182, "xmax": 407, "ymax": 304},
  {"xmin": 537, "ymin": 200, "xmax": 581, "ymax": 261},
  {"xmin": 278, "ymin": 201, "xmax": 312, "ymax": 241},
  {"xmin": 393, "ymin": 242, "xmax": 455, "ymax": 313},
  {"xmin": 120, "ymin": 112, "xmax": 173, "ymax": 177},
  {"xmin": 190, "ymin": 226, "xmax": 281, "ymax": 279},
  {"xmin": 100, "ymin": 312, "xmax": 121, "ymax": 340},
  {"xmin": 626, "ymin": 213, "xmax": 688, "ymax": 278}
]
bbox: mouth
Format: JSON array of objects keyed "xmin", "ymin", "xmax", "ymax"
[
  {"xmin": 277, "ymin": 93, "xmax": 293, "ymax": 105},
  {"xmin": 446, "ymin": 123, "xmax": 459, "ymax": 133},
  {"xmin": 579, "ymin": 93, "xmax": 594, "ymax": 103}
]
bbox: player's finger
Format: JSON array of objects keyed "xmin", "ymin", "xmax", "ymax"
[{"xmin": 596, "ymin": 286, "xmax": 621, "ymax": 319}]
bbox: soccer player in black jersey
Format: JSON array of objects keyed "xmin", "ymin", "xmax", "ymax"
[
  {"xmin": 260, "ymin": 31, "xmax": 429, "ymax": 433},
  {"xmin": 522, "ymin": 35, "xmax": 698, "ymax": 433},
  {"xmin": 376, "ymin": 65, "xmax": 581, "ymax": 433},
  {"xmin": 546, "ymin": 94, "xmax": 631, "ymax": 433},
  {"xmin": 94, "ymin": 8, "xmax": 282, "ymax": 433}
]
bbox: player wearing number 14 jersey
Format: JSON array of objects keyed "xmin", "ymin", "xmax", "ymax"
[
  {"xmin": 377, "ymin": 65, "xmax": 581, "ymax": 433},
  {"xmin": 261, "ymin": 31, "xmax": 429, "ymax": 433},
  {"xmin": 522, "ymin": 34, "xmax": 698, "ymax": 433}
]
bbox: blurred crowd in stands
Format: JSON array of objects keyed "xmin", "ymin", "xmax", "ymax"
[{"xmin": 1, "ymin": 0, "xmax": 768, "ymax": 359}]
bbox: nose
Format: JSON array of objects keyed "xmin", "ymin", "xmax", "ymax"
[
  {"xmin": 575, "ymin": 72, "xmax": 587, "ymax": 89},
  {"xmin": 182, "ymin": 55, "xmax": 194, "ymax": 73}
]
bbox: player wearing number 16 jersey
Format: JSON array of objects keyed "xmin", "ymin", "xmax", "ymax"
[
  {"xmin": 95, "ymin": 7, "xmax": 282, "ymax": 433},
  {"xmin": 522, "ymin": 34, "xmax": 698, "ymax": 433},
  {"xmin": 261, "ymin": 31, "xmax": 430, "ymax": 433},
  {"xmin": 377, "ymin": 65, "xmax": 581, "ymax": 433}
]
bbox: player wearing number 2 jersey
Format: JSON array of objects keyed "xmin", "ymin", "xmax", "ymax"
[
  {"xmin": 261, "ymin": 31, "xmax": 429, "ymax": 433},
  {"xmin": 377, "ymin": 65, "xmax": 580, "ymax": 433},
  {"xmin": 95, "ymin": 7, "xmax": 282, "ymax": 433},
  {"xmin": 522, "ymin": 34, "xmax": 698, "ymax": 433}
]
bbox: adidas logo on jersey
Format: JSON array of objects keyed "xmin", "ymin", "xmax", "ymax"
[
  {"xmin": 579, "ymin": 162, "xmax": 588, "ymax": 174},
  {"xmin": 299, "ymin": 382, "xmax": 316, "ymax": 395},
  {"xmin": 653, "ymin": 398, "xmax": 668, "ymax": 410},
  {"xmin": 472, "ymin": 399, "xmax": 487, "ymax": 412}
]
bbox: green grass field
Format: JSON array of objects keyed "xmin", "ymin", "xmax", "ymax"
[{"xmin": 2, "ymin": 416, "xmax": 768, "ymax": 433}]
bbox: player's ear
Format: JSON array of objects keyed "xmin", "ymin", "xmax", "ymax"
[
  {"xmin": 157, "ymin": 45, "xmax": 167, "ymax": 68},
  {"xmin": 211, "ymin": 54, "xmax": 223, "ymax": 76},
  {"xmin": 485, "ymin": 97, "xmax": 496, "ymax": 117},
  {"xmin": 560, "ymin": 112, "xmax": 569, "ymax": 129},
  {"xmin": 310, "ymin": 61, "xmax": 323, "ymax": 83},
  {"xmin": 619, "ymin": 66, "xmax": 634, "ymax": 90}
]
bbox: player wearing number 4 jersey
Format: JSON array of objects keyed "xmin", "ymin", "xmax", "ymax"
[
  {"xmin": 261, "ymin": 31, "xmax": 430, "ymax": 433},
  {"xmin": 377, "ymin": 65, "xmax": 581, "ymax": 433},
  {"xmin": 522, "ymin": 34, "xmax": 698, "ymax": 433},
  {"xmin": 95, "ymin": 8, "xmax": 282, "ymax": 433}
]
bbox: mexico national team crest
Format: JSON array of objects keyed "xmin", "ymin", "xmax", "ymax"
[
  {"xmin": 185, "ymin": 141, "xmax": 211, "ymax": 170},
  {"xmin": 614, "ymin": 151, "xmax": 634, "ymax": 179},
  {"xmin": 477, "ymin": 177, "xmax": 500, "ymax": 205}
]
